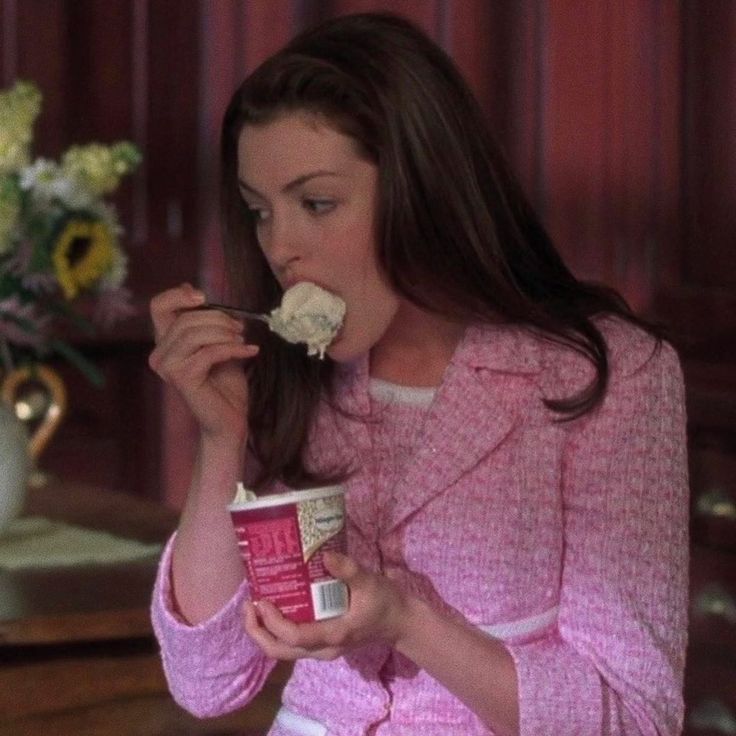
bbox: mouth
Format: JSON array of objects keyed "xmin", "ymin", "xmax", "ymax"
[
  {"xmin": 333, "ymin": 320, "xmax": 346, "ymax": 341},
  {"xmin": 281, "ymin": 276, "xmax": 302, "ymax": 291},
  {"xmin": 282, "ymin": 277, "xmax": 341, "ymax": 299}
]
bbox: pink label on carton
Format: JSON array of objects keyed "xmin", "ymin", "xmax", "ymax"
[{"xmin": 229, "ymin": 485, "xmax": 348, "ymax": 623}]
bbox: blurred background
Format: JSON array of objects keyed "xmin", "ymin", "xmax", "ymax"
[{"xmin": 1, "ymin": 1, "xmax": 734, "ymax": 733}]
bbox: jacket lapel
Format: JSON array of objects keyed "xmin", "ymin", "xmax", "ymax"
[{"xmin": 383, "ymin": 324, "xmax": 542, "ymax": 532}]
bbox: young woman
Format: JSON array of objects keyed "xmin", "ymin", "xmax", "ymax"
[{"xmin": 148, "ymin": 12, "xmax": 688, "ymax": 736}]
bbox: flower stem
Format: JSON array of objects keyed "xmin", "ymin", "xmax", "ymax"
[{"xmin": 0, "ymin": 338, "xmax": 15, "ymax": 375}]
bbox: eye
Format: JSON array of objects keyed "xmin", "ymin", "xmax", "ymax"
[
  {"xmin": 245, "ymin": 205, "xmax": 270, "ymax": 223},
  {"xmin": 303, "ymin": 198, "xmax": 335, "ymax": 215}
]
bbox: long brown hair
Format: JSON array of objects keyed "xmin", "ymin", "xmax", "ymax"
[{"xmin": 220, "ymin": 12, "xmax": 656, "ymax": 490}]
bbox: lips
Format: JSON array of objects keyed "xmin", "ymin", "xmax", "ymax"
[
  {"xmin": 283, "ymin": 276, "xmax": 337, "ymax": 297},
  {"xmin": 282, "ymin": 276, "xmax": 305, "ymax": 290}
]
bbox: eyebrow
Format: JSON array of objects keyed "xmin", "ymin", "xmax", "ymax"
[{"xmin": 238, "ymin": 170, "xmax": 343, "ymax": 198}]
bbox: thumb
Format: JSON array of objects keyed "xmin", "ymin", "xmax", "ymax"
[{"xmin": 323, "ymin": 550, "xmax": 361, "ymax": 582}]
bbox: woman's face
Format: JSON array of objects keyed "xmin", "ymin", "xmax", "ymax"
[{"xmin": 237, "ymin": 112, "xmax": 400, "ymax": 362}]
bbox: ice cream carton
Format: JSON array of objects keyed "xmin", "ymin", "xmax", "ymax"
[{"xmin": 228, "ymin": 483, "xmax": 348, "ymax": 623}]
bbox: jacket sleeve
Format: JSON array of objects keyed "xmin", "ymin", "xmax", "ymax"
[
  {"xmin": 505, "ymin": 340, "xmax": 689, "ymax": 735},
  {"xmin": 150, "ymin": 533, "xmax": 278, "ymax": 718}
]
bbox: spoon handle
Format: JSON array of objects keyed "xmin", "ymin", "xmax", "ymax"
[{"xmin": 194, "ymin": 303, "xmax": 271, "ymax": 323}]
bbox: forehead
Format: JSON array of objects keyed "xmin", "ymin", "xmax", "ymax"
[{"xmin": 237, "ymin": 112, "xmax": 361, "ymax": 181}]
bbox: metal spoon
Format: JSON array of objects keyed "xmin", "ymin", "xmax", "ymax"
[{"xmin": 193, "ymin": 302, "xmax": 271, "ymax": 324}]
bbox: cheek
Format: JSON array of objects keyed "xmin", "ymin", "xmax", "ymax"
[
  {"xmin": 344, "ymin": 255, "xmax": 395, "ymax": 320},
  {"xmin": 327, "ymin": 229, "xmax": 379, "ymax": 289},
  {"xmin": 328, "ymin": 257, "xmax": 398, "ymax": 359}
]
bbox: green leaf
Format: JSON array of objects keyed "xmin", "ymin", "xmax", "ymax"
[
  {"xmin": 44, "ymin": 298, "xmax": 96, "ymax": 335},
  {"xmin": 48, "ymin": 338, "xmax": 105, "ymax": 387},
  {"xmin": 0, "ymin": 272, "xmax": 23, "ymax": 299}
]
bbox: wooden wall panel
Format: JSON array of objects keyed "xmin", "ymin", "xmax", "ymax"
[
  {"xmin": 197, "ymin": 0, "xmax": 244, "ymax": 304},
  {"xmin": 149, "ymin": 0, "xmax": 203, "ymax": 509},
  {"xmin": 444, "ymin": 1, "xmax": 542, "ymax": 201},
  {"xmin": 542, "ymin": 1, "xmax": 616, "ymax": 279},
  {"xmin": 443, "ymin": 0, "xmax": 501, "ymax": 131},
  {"xmin": 676, "ymin": 9, "xmax": 736, "ymax": 731},
  {"xmin": 0, "ymin": 0, "xmax": 14, "ymax": 83},
  {"xmin": 651, "ymin": 0, "xmax": 685, "ymax": 294},
  {"xmin": 242, "ymin": 0, "xmax": 303, "ymax": 73},
  {"xmin": 540, "ymin": 0, "xmax": 682, "ymax": 313},
  {"xmin": 142, "ymin": 0, "xmax": 200, "ymax": 294},
  {"xmin": 320, "ymin": 0, "xmax": 442, "ymax": 36},
  {"xmin": 64, "ymin": 1, "xmax": 134, "ymax": 143},
  {"xmin": 654, "ymin": 1, "xmax": 736, "ymax": 347},
  {"xmin": 4, "ymin": 0, "xmax": 70, "ymax": 157},
  {"xmin": 682, "ymin": 1, "xmax": 736, "ymax": 291}
]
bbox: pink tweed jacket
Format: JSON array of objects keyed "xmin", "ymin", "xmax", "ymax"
[{"xmin": 151, "ymin": 318, "xmax": 689, "ymax": 736}]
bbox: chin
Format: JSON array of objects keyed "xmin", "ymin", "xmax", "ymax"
[
  {"xmin": 324, "ymin": 332, "xmax": 371, "ymax": 364},
  {"xmin": 325, "ymin": 317, "xmax": 392, "ymax": 364},
  {"xmin": 325, "ymin": 341, "xmax": 358, "ymax": 363}
]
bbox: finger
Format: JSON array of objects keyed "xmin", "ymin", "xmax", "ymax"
[
  {"xmin": 322, "ymin": 551, "xmax": 363, "ymax": 585},
  {"xmin": 153, "ymin": 343, "xmax": 259, "ymax": 387},
  {"xmin": 245, "ymin": 603, "xmax": 344, "ymax": 661},
  {"xmin": 244, "ymin": 599, "xmax": 260, "ymax": 635},
  {"xmin": 156, "ymin": 309, "xmax": 245, "ymax": 350},
  {"xmin": 244, "ymin": 602, "xmax": 310, "ymax": 661},
  {"xmin": 150, "ymin": 283, "xmax": 206, "ymax": 341},
  {"xmin": 254, "ymin": 600, "xmax": 307, "ymax": 647},
  {"xmin": 256, "ymin": 600, "xmax": 348, "ymax": 650},
  {"xmin": 151, "ymin": 320, "xmax": 246, "ymax": 371}
]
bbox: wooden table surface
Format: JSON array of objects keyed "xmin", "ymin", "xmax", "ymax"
[
  {"xmin": 0, "ymin": 477, "xmax": 178, "ymax": 646},
  {"xmin": 0, "ymin": 479, "xmax": 289, "ymax": 735}
]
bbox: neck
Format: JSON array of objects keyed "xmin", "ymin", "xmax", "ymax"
[{"xmin": 369, "ymin": 301, "xmax": 465, "ymax": 387}]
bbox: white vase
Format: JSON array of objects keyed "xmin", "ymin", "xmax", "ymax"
[{"xmin": 0, "ymin": 403, "xmax": 30, "ymax": 535}]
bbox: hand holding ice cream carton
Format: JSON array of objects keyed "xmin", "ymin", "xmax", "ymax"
[{"xmin": 228, "ymin": 483, "xmax": 349, "ymax": 623}]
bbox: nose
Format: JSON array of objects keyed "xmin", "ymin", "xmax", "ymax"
[{"xmin": 259, "ymin": 214, "xmax": 302, "ymax": 276}]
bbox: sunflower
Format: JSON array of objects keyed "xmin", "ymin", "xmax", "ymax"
[{"xmin": 52, "ymin": 218, "xmax": 116, "ymax": 299}]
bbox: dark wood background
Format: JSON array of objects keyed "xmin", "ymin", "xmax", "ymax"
[{"xmin": 2, "ymin": 1, "xmax": 734, "ymax": 731}]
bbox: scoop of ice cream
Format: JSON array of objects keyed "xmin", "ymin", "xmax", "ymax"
[
  {"xmin": 232, "ymin": 482, "xmax": 257, "ymax": 505},
  {"xmin": 268, "ymin": 282, "xmax": 346, "ymax": 358}
]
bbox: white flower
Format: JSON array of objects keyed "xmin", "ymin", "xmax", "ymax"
[
  {"xmin": 19, "ymin": 158, "xmax": 57, "ymax": 190},
  {"xmin": 97, "ymin": 245, "xmax": 128, "ymax": 290},
  {"xmin": 49, "ymin": 176, "xmax": 94, "ymax": 210},
  {"xmin": 20, "ymin": 158, "xmax": 94, "ymax": 210}
]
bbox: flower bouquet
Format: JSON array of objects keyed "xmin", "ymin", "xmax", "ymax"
[{"xmin": 0, "ymin": 80, "xmax": 141, "ymax": 386}]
